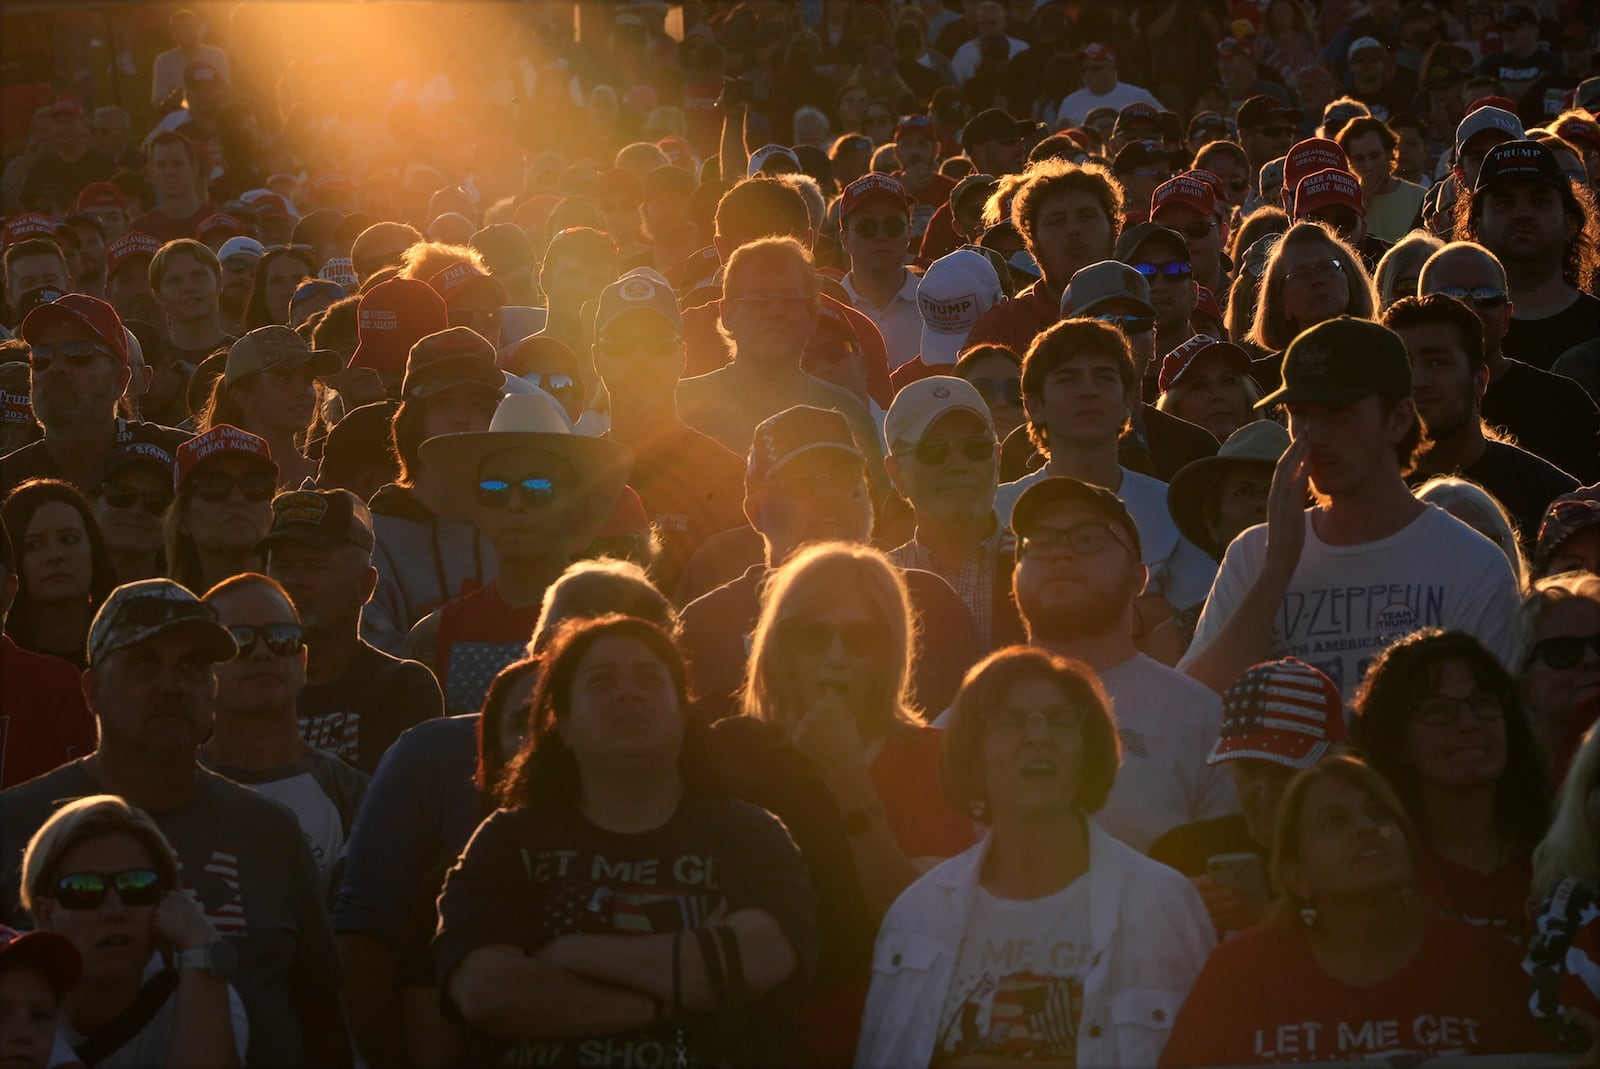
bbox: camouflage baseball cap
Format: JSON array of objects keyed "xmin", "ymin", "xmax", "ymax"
[{"xmin": 87, "ymin": 578, "xmax": 238, "ymax": 667}]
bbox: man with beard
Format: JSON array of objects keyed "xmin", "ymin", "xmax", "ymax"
[
  {"xmin": 1180, "ymin": 317, "xmax": 1520, "ymax": 701},
  {"xmin": 0, "ymin": 295, "xmax": 189, "ymax": 501},
  {"xmin": 103, "ymin": 232, "xmax": 165, "ymax": 330},
  {"xmin": 1383, "ymin": 294, "xmax": 1575, "ymax": 543},
  {"xmin": 1005, "ymin": 475, "xmax": 1235, "ymax": 850},
  {"xmin": 1458, "ymin": 139, "xmax": 1600, "ymax": 370},
  {"xmin": 215, "ymin": 236, "xmax": 262, "ymax": 337},
  {"xmin": 1113, "ymin": 223, "xmax": 1197, "ymax": 375},
  {"xmin": 151, "ymin": 239, "xmax": 232, "ymax": 366},
  {"xmin": 1417, "ymin": 241, "xmax": 1599, "ymax": 482},
  {"xmin": 0, "ymin": 578, "xmax": 352, "ymax": 1068},
  {"xmin": 678, "ymin": 404, "xmax": 982, "ymax": 722},
  {"xmin": 261, "ymin": 489, "xmax": 442, "ymax": 774}
]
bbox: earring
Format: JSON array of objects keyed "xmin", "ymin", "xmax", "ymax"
[
  {"xmin": 968, "ymin": 800, "xmax": 988, "ymax": 820},
  {"xmin": 1298, "ymin": 900, "xmax": 1318, "ymax": 927}
]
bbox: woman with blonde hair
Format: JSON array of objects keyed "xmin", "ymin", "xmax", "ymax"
[
  {"xmin": 1375, "ymin": 231, "xmax": 1445, "ymax": 309},
  {"xmin": 1247, "ymin": 220, "xmax": 1379, "ymax": 386},
  {"xmin": 1516, "ymin": 573, "xmax": 1600, "ymax": 782},
  {"xmin": 1525, "ymin": 723, "xmax": 1600, "ymax": 1058},
  {"xmin": 1415, "ymin": 475, "xmax": 1526, "ymax": 588},
  {"xmin": 21, "ymin": 795, "xmax": 244, "ymax": 1066}
]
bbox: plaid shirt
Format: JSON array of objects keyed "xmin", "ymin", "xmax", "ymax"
[{"xmin": 889, "ymin": 520, "xmax": 1015, "ymax": 648}]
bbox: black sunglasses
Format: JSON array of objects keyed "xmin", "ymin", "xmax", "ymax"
[
  {"xmin": 1532, "ymin": 633, "xmax": 1600, "ymax": 671},
  {"xmin": 969, "ymin": 377, "xmax": 1023, "ymax": 406},
  {"xmin": 477, "ymin": 477, "xmax": 560, "ymax": 510},
  {"xmin": 190, "ymin": 472, "xmax": 276, "ymax": 503},
  {"xmin": 51, "ymin": 869, "xmax": 164, "ymax": 910},
  {"xmin": 847, "ymin": 216, "xmax": 909, "ymax": 240},
  {"xmin": 786, "ymin": 619, "xmax": 881, "ymax": 657},
  {"xmin": 99, "ymin": 481, "xmax": 174, "ymax": 515},
  {"xmin": 1133, "ymin": 261, "xmax": 1194, "ymax": 282},
  {"xmin": 516, "ymin": 372, "xmax": 578, "ymax": 397},
  {"xmin": 901, "ymin": 433, "xmax": 993, "ymax": 466},
  {"xmin": 29, "ymin": 339, "xmax": 118, "ymax": 374},
  {"xmin": 1434, "ymin": 285, "xmax": 1508, "ymax": 308},
  {"xmin": 228, "ymin": 622, "xmax": 305, "ymax": 658},
  {"xmin": 1093, "ymin": 312, "xmax": 1157, "ymax": 334}
]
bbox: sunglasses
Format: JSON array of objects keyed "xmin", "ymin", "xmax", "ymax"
[
  {"xmin": 847, "ymin": 216, "xmax": 909, "ymax": 240},
  {"xmin": 29, "ymin": 339, "xmax": 118, "ymax": 373},
  {"xmin": 1434, "ymin": 285, "xmax": 1507, "ymax": 307},
  {"xmin": 477, "ymin": 476, "xmax": 561, "ymax": 509},
  {"xmin": 189, "ymin": 472, "xmax": 276, "ymax": 503},
  {"xmin": 1092, "ymin": 312, "xmax": 1156, "ymax": 334},
  {"xmin": 99, "ymin": 481, "xmax": 173, "ymax": 515},
  {"xmin": 51, "ymin": 869, "xmax": 164, "ymax": 910},
  {"xmin": 1173, "ymin": 219, "xmax": 1217, "ymax": 240},
  {"xmin": 785, "ymin": 619, "xmax": 881, "ymax": 657},
  {"xmin": 1532, "ymin": 633, "xmax": 1600, "ymax": 671},
  {"xmin": 228, "ymin": 622, "xmax": 305, "ymax": 658},
  {"xmin": 900, "ymin": 433, "xmax": 993, "ymax": 466},
  {"xmin": 517, "ymin": 371, "xmax": 579, "ymax": 397},
  {"xmin": 1133, "ymin": 261, "xmax": 1194, "ymax": 282},
  {"xmin": 969, "ymin": 377, "xmax": 1023, "ymax": 406},
  {"xmin": 771, "ymin": 463, "xmax": 862, "ymax": 501}
]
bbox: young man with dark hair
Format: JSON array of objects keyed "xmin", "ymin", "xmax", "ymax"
[
  {"xmin": 1181, "ymin": 316, "xmax": 1521, "ymax": 700},
  {"xmin": 130, "ymin": 132, "xmax": 217, "ymax": 243}
]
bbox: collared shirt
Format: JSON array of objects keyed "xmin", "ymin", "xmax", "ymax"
[
  {"xmin": 889, "ymin": 518, "xmax": 1014, "ymax": 647},
  {"xmin": 841, "ymin": 269, "xmax": 923, "ymax": 372}
]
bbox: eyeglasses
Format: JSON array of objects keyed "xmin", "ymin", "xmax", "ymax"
[
  {"xmin": 228, "ymin": 622, "xmax": 305, "ymax": 658},
  {"xmin": 969, "ymin": 377, "xmax": 1023, "ymax": 406},
  {"xmin": 1411, "ymin": 691, "xmax": 1504, "ymax": 726},
  {"xmin": 477, "ymin": 476, "xmax": 561, "ymax": 509},
  {"xmin": 516, "ymin": 371, "xmax": 579, "ymax": 397},
  {"xmin": 28, "ymin": 340, "xmax": 118, "ymax": 373},
  {"xmin": 726, "ymin": 292, "xmax": 815, "ymax": 312},
  {"xmin": 1433, "ymin": 285, "xmax": 1508, "ymax": 308},
  {"xmin": 1092, "ymin": 312, "xmax": 1156, "ymax": 334},
  {"xmin": 985, "ymin": 705, "xmax": 1082, "ymax": 737},
  {"xmin": 785, "ymin": 619, "xmax": 880, "ymax": 657},
  {"xmin": 51, "ymin": 869, "xmax": 163, "ymax": 910},
  {"xmin": 771, "ymin": 463, "xmax": 862, "ymax": 501},
  {"xmin": 99, "ymin": 481, "xmax": 173, "ymax": 515},
  {"xmin": 1531, "ymin": 633, "xmax": 1600, "ymax": 671},
  {"xmin": 1020, "ymin": 521, "xmax": 1127, "ymax": 559},
  {"xmin": 1282, "ymin": 258, "xmax": 1344, "ymax": 286},
  {"xmin": 900, "ymin": 433, "xmax": 994, "ymax": 466},
  {"xmin": 847, "ymin": 216, "xmax": 909, "ymax": 240},
  {"xmin": 190, "ymin": 472, "xmax": 276, "ymax": 503},
  {"xmin": 1133, "ymin": 261, "xmax": 1194, "ymax": 282},
  {"xmin": 1305, "ymin": 210, "xmax": 1360, "ymax": 232}
]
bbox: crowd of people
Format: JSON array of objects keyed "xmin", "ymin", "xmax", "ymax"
[{"xmin": 1, "ymin": 0, "xmax": 1599, "ymax": 1066}]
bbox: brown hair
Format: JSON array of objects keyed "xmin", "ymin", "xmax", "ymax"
[
  {"xmin": 1249, "ymin": 220, "xmax": 1377, "ymax": 351},
  {"xmin": 1020, "ymin": 319, "xmax": 1136, "ymax": 456},
  {"xmin": 1013, "ymin": 158, "xmax": 1123, "ymax": 260}
]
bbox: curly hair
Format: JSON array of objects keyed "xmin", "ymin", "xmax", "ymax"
[
  {"xmin": 1012, "ymin": 158, "xmax": 1123, "ymax": 260},
  {"xmin": 1456, "ymin": 173, "xmax": 1600, "ymax": 293}
]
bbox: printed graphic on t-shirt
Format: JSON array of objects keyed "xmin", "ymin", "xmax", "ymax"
[
  {"xmin": 299, "ymin": 710, "xmax": 359, "ymax": 762},
  {"xmin": 182, "ymin": 848, "xmax": 247, "ymax": 936},
  {"xmin": 1248, "ymin": 1012, "xmax": 1488, "ymax": 1062},
  {"xmin": 446, "ymin": 640, "xmax": 526, "ymax": 714},
  {"xmin": 1276, "ymin": 582, "xmax": 1445, "ymax": 692},
  {"xmin": 938, "ymin": 969, "xmax": 1086, "ymax": 1060}
]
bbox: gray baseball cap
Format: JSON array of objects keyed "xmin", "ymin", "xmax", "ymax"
[{"xmin": 88, "ymin": 579, "xmax": 238, "ymax": 667}]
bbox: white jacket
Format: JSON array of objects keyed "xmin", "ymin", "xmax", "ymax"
[{"xmin": 855, "ymin": 820, "xmax": 1215, "ymax": 1069}]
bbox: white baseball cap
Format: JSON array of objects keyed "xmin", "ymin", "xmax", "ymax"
[{"xmin": 916, "ymin": 250, "xmax": 1004, "ymax": 366}]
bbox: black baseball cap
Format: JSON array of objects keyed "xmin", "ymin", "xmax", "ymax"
[
  {"xmin": 1255, "ymin": 316, "xmax": 1411, "ymax": 408},
  {"xmin": 1112, "ymin": 140, "xmax": 1179, "ymax": 173},
  {"xmin": 1236, "ymin": 95, "xmax": 1303, "ymax": 130},
  {"xmin": 745, "ymin": 405, "xmax": 864, "ymax": 492},
  {"xmin": 1011, "ymin": 476, "xmax": 1143, "ymax": 559},
  {"xmin": 257, "ymin": 489, "xmax": 376, "ymax": 553},
  {"xmin": 1474, "ymin": 139, "xmax": 1569, "ymax": 194},
  {"xmin": 961, "ymin": 108, "xmax": 1034, "ymax": 152}
]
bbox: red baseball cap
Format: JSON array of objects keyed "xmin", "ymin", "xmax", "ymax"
[
  {"xmin": 1194, "ymin": 284, "xmax": 1224, "ymax": 325},
  {"xmin": 105, "ymin": 231, "xmax": 162, "ymax": 277},
  {"xmin": 839, "ymin": 173, "xmax": 912, "ymax": 221},
  {"xmin": 1158, "ymin": 334, "xmax": 1252, "ymax": 393},
  {"xmin": 176, "ymin": 423, "xmax": 277, "ymax": 486},
  {"xmin": 350, "ymin": 277, "xmax": 449, "ymax": 376},
  {"xmin": 20, "ymin": 293, "xmax": 130, "ymax": 367},
  {"xmin": 428, "ymin": 263, "xmax": 509, "ymax": 307},
  {"xmin": 1294, "ymin": 168, "xmax": 1365, "ymax": 219},
  {"xmin": 197, "ymin": 213, "xmax": 247, "ymax": 239},
  {"xmin": 1282, "ymin": 138, "xmax": 1351, "ymax": 199},
  {"xmin": 0, "ymin": 925, "xmax": 80, "ymax": 995},
  {"xmin": 1151, "ymin": 174, "xmax": 1219, "ymax": 219},
  {"xmin": 1080, "ymin": 42, "xmax": 1117, "ymax": 65},
  {"xmin": 73, "ymin": 182, "xmax": 127, "ymax": 212},
  {"xmin": 2, "ymin": 213, "xmax": 56, "ymax": 248}
]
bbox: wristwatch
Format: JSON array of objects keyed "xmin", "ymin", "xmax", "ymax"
[{"xmin": 174, "ymin": 939, "xmax": 238, "ymax": 980}]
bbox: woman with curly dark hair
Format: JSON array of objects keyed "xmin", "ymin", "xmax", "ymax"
[
  {"xmin": 1, "ymin": 478, "xmax": 118, "ymax": 668},
  {"xmin": 1352, "ymin": 628, "xmax": 1550, "ymax": 939}
]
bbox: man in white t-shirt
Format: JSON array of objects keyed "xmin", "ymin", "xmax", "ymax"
[
  {"xmin": 1007, "ymin": 475, "xmax": 1236, "ymax": 852},
  {"xmin": 1057, "ymin": 43, "xmax": 1163, "ymax": 127},
  {"xmin": 1180, "ymin": 317, "xmax": 1520, "ymax": 699}
]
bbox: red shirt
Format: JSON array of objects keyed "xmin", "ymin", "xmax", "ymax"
[
  {"xmin": 128, "ymin": 202, "xmax": 219, "ymax": 243},
  {"xmin": 0, "ymin": 636, "xmax": 96, "ymax": 789},
  {"xmin": 1412, "ymin": 841, "xmax": 1534, "ymax": 942},
  {"xmin": 1161, "ymin": 915, "xmax": 1548, "ymax": 1067},
  {"xmin": 888, "ymin": 355, "xmax": 950, "ymax": 393},
  {"xmin": 870, "ymin": 724, "xmax": 976, "ymax": 860},
  {"xmin": 963, "ymin": 280, "xmax": 1060, "ymax": 357},
  {"xmin": 917, "ymin": 202, "xmax": 965, "ymax": 262}
]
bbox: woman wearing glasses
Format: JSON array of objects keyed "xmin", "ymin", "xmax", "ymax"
[
  {"xmin": 1518, "ymin": 574, "xmax": 1600, "ymax": 782},
  {"xmin": 857, "ymin": 646, "xmax": 1213, "ymax": 1068},
  {"xmin": 163, "ymin": 426, "xmax": 277, "ymax": 595},
  {"xmin": 1246, "ymin": 220, "xmax": 1378, "ymax": 389},
  {"xmin": 1153, "ymin": 335, "xmax": 1265, "ymax": 444},
  {"xmin": 1, "ymin": 479, "xmax": 118, "ymax": 669},
  {"xmin": 20, "ymin": 794, "xmax": 245, "ymax": 1066},
  {"xmin": 200, "ymin": 326, "xmax": 343, "ymax": 490},
  {"xmin": 729, "ymin": 542, "xmax": 973, "ymax": 1064},
  {"xmin": 1351, "ymin": 629, "xmax": 1549, "ymax": 940}
]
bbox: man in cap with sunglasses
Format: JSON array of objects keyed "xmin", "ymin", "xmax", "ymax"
[
  {"xmin": 1113, "ymin": 222, "xmax": 1199, "ymax": 375},
  {"xmin": 0, "ymin": 577, "xmax": 352, "ymax": 1067},
  {"xmin": 885, "ymin": 376, "xmax": 1024, "ymax": 650},
  {"xmin": 399, "ymin": 390, "xmax": 632, "ymax": 714},
  {"xmin": 839, "ymin": 175, "xmax": 922, "ymax": 371},
  {"xmin": 89, "ymin": 442, "xmax": 176, "ymax": 583},
  {"xmin": 1, "ymin": 293, "xmax": 190, "ymax": 503},
  {"xmin": 201, "ymin": 572, "xmax": 370, "ymax": 888}
]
